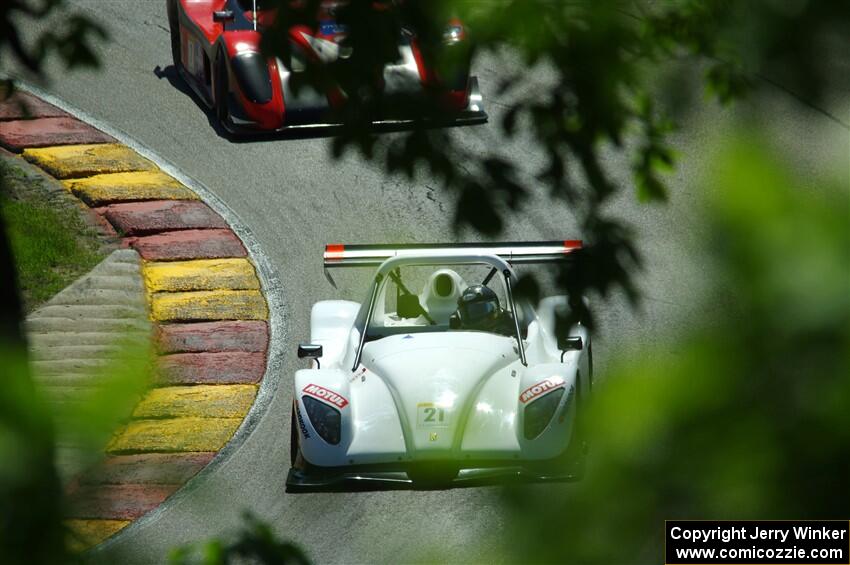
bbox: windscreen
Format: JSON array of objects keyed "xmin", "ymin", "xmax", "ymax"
[{"xmin": 365, "ymin": 264, "xmax": 514, "ymax": 340}]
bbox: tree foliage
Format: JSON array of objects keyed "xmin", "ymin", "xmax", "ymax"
[
  {"xmin": 0, "ymin": 1, "xmax": 847, "ymax": 563},
  {"xmin": 259, "ymin": 0, "xmax": 849, "ymax": 328},
  {"xmin": 0, "ymin": 3, "xmax": 107, "ymax": 564},
  {"xmin": 170, "ymin": 513, "xmax": 310, "ymax": 565},
  {"xmin": 503, "ymin": 138, "xmax": 850, "ymax": 563},
  {"xmin": 0, "ymin": 0, "xmax": 106, "ymax": 83}
]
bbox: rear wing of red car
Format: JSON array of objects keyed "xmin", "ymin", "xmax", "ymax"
[{"xmin": 323, "ymin": 240, "xmax": 582, "ymax": 269}]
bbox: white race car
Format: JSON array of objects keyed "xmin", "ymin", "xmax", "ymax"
[{"xmin": 287, "ymin": 241, "xmax": 592, "ymax": 489}]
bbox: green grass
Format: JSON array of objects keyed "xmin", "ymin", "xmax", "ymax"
[{"xmin": 1, "ymin": 161, "xmax": 102, "ymax": 312}]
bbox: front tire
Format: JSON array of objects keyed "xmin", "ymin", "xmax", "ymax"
[
  {"xmin": 290, "ymin": 407, "xmax": 299, "ymax": 467},
  {"xmin": 214, "ymin": 51, "xmax": 230, "ymax": 124},
  {"xmin": 290, "ymin": 405, "xmax": 314, "ymax": 472}
]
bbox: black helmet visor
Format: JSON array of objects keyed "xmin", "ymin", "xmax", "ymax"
[{"xmin": 461, "ymin": 300, "xmax": 498, "ymax": 323}]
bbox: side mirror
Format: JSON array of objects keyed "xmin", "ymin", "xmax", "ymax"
[
  {"xmin": 397, "ymin": 294, "xmax": 422, "ymax": 319},
  {"xmin": 558, "ymin": 336, "xmax": 583, "ymax": 351},
  {"xmin": 213, "ymin": 10, "xmax": 235, "ymax": 24},
  {"xmin": 298, "ymin": 343, "xmax": 323, "ymax": 368}
]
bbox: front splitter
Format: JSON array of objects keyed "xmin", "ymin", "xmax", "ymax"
[
  {"xmin": 224, "ymin": 76, "xmax": 489, "ymax": 136},
  {"xmin": 286, "ymin": 458, "xmax": 584, "ymax": 492},
  {"xmin": 224, "ymin": 109, "xmax": 488, "ymax": 136}
]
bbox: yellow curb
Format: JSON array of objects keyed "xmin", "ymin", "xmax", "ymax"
[
  {"xmin": 107, "ymin": 417, "xmax": 243, "ymax": 453},
  {"xmin": 133, "ymin": 384, "xmax": 258, "ymax": 418},
  {"xmin": 64, "ymin": 170, "xmax": 199, "ymax": 206},
  {"xmin": 23, "ymin": 144, "xmax": 157, "ymax": 179},
  {"xmin": 19, "ymin": 112, "xmax": 273, "ymax": 552},
  {"xmin": 143, "ymin": 258, "xmax": 260, "ymax": 293},
  {"xmin": 66, "ymin": 519, "xmax": 130, "ymax": 553},
  {"xmin": 149, "ymin": 290, "xmax": 268, "ymax": 322}
]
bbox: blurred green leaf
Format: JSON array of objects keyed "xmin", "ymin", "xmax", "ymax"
[
  {"xmin": 170, "ymin": 512, "xmax": 310, "ymax": 565},
  {"xmin": 503, "ymin": 136, "xmax": 849, "ymax": 563}
]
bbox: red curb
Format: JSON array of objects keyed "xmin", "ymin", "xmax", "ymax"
[
  {"xmin": 66, "ymin": 484, "xmax": 180, "ymax": 520},
  {"xmin": 13, "ymin": 91, "xmax": 272, "ymax": 545},
  {"xmin": 79, "ymin": 453, "xmax": 216, "ymax": 485},
  {"xmin": 89, "ymin": 210, "xmax": 120, "ymax": 239},
  {"xmin": 0, "ymin": 117, "xmax": 114, "ymax": 152},
  {"xmin": 103, "ymin": 200, "xmax": 228, "ymax": 236},
  {"xmin": 126, "ymin": 229, "xmax": 247, "ymax": 261},
  {"xmin": 158, "ymin": 351, "xmax": 266, "ymax": 384},
  {"xmin": 157, "ymin": 321, "xmax": 268, "ymax": 354},
  {"xmin": 0, "ymin": 91, "xmax": 69, "ymax": 121}
]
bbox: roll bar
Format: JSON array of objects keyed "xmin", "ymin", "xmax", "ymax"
[{"xmin": 340, "ymin": 242, "xmax": 582, "ymax": 371}]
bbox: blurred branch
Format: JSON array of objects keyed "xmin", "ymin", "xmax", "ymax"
[
  {"xmin": 0, "ymin": 3, "xmax": 107, "ymax": 563},
  {"xmin": 0, "ymin": 176, "xmax": 66, "ymax": 565}
]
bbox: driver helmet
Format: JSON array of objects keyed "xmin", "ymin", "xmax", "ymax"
[{"xmin": 457, "ymin": 284, "xmax": 501, "ymax": 328}]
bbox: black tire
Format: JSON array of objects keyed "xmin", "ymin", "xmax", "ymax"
[
  {"xmin": 570, "ymin": 369, "xmax": 584, "ymax": 453},
  {"xmin": 290, "ymin": 407, "xmax": 299, "ymax": 467},
  {"xmin": 214, "ymin": 51, "xmax": 230, "ymax": 124},
  {"xmin": 167, "ymin": 1, "xmax": 181, "ymax": 68},
  {"xmin": 539, "ymin": 369, "xmax": 586, "ymax": 479}
]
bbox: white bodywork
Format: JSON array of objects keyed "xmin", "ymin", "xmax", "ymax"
[{"xmin": 292, "ymin": 252, "xmax": 591, "ymax": 471}]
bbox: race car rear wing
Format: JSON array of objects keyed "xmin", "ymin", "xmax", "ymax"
[{"xmin": 323, "ymin": 240, "xmax": 582, "ymax": 269}]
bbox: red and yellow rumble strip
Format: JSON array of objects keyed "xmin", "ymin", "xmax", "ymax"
[{"xmin": 0, "ymin": 91, "xmax": 269, "ymax": 551}]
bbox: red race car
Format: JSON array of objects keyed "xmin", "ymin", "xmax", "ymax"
[{"xmin": 166, "ymin": 0, "xmax": 487, "ymax": 134}]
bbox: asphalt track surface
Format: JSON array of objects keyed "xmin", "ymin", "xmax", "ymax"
[{"xmin": 14, "ymin": 2, "xmax": 849, "ymax": 563}]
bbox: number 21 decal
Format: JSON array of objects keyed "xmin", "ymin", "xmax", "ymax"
[{"xmin": 417, "ymin": 402, "xmax": 450, "ymax": 428}]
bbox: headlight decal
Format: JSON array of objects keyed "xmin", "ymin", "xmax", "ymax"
[
  {"xmin": 523, "ymin": 386, "xmax": 567, "ymax": 440},
  {"xmin": 230, "ymin": 51, "xmax": 273, "ymax": 104},
  {"xmin": 302, "ymin": 395, "xmax": 342, "ymax": 445}
]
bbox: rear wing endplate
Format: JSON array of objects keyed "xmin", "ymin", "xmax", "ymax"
[{"xmin": 323, "ymin": 240, "xmax": 582, "ymax": 269}]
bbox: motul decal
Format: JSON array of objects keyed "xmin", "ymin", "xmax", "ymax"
[
  {"xmin": 303, "ymin": 384, "xmax": 348, "ymax": 409},
  {"xmin": 520, "ymin": 377, "xmax": 566, "ymax": 404}
]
